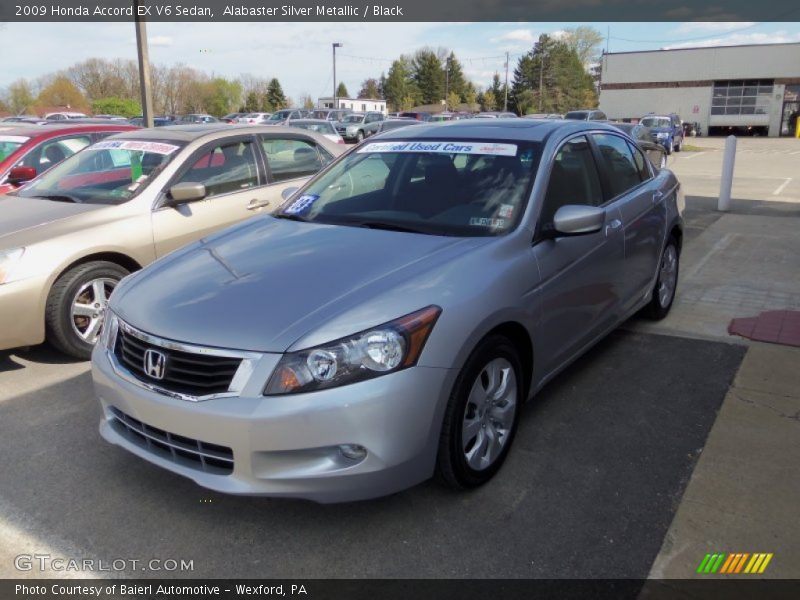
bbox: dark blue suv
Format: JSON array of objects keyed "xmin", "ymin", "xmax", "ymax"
[{"xmin": 640, "ymin": 113, "xmax": 683, "ymax": 154}]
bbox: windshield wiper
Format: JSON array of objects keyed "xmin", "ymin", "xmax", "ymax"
[
  {"xmin": 31, "ymin": 194, "xmax": 82, "ymax": 203},
  {"xmin": 273, "ymin": 213, "xmax": 309, "ymax": 223}
]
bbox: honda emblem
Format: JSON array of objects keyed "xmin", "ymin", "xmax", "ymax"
[{"xmin": 143, "ymin": 349, "xmax": 167, "ymax": 380}]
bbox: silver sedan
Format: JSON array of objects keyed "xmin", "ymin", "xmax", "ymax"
[{"xmin": 92, "ymin": 120, "xmax": 684, "ymax": 502}]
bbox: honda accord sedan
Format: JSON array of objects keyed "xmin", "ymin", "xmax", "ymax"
[
  {"xmin": 0, "ymin": 125, "xmax": 343, "ymax": 358},
  {"xmin": 93, "ymin": 120, "xmax": 684, "ymax": 502}
]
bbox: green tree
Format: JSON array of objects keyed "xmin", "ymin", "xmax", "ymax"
[
  {"xmin": 301, "ymin": 94, "xmax": 314, "ymax": 110},
  {"xmin": 446, "ymin": 91, "xmax": 461, "ymax": 112},
  {"xmin": 482, "ymin": 90, "xmax": 497, "ymax": 111},
  {"xmin": 266, "ymin": 78, "xmax": 288, "ymax": 110},
  {"xmin": 510, "ymin": 34, "xmax": 596, "ymax": 115},
  {"xmin": 244, "ymin": 91, "xmax": 260, "ymax": 112},
  {"xmin": 445, "ymin": 52, "xmax": 467, "ymax": 101},
  {"xmin": 384, "ymin": 56, "xmax": 418, "ymax": 111},
  {"xmin": 202, "ymin": 78, "xmax": 242, "ymax": 116},
  {"xmin": 91, "ymin": 96, "xmax": 141, "ymax": 118},
  {"xmin": 6, "ymin": 79, "xmax": 35, "ymax": 114},
  {"xmin": 336, "ymin": 82, "xmax": 349, "ymax": 98},
  {"xmin": 358, "ymin": 78, "xmax": 381, "ymax": 99},
  {"xmin": 463, "ymin": 82, "xmax": 479, "ymax": 112},
  {"xmin": 378, "ymin": 73, "xmax": 387, "ymax": 99},
  {"xmin": 413, "ymin": 48, "xmax": 445, "ymax": 105}
]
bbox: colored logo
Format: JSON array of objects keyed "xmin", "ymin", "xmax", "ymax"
[{"xmin": 697, "ymin": 553, "xmax": 773, "ymax": 574}]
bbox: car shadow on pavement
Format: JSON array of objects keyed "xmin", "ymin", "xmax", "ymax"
[
  {"xmin": 0, "ymin": 345, "xmax": 86, "ymax": 372},
  {"xmin": 0, "ymin": 331, "xmax": 745, "ymax": 579}
]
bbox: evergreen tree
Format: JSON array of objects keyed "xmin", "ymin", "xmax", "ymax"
[
  {"xmin": 412, "ymin": 48, "xmax": 445, "ymax": 105},
  {"xmin": 445, "ymin": 52, "xmax": 467, "ymax": 102},
  {"xmin": 336, "ymin": 82, "xmax": 349, "ymax": 98},
  {"xmin": 384, "ymin": 56, "xmax": 418, "ymax": 111},
  {"xmin": 266, "ymin": 78, "xmax": 288, "ymax": 110},
  {"xmin": 358, "ymin": 78, "xmax": 381, "ymax": 99}
]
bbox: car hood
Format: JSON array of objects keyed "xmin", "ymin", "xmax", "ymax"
[
  {"xmin": 0, "ymin": 195, "xmax": 105, "ymax": 244},
  {"xmin": 112, "ymin": 217, "xmax": 487, "ymax": 352}
]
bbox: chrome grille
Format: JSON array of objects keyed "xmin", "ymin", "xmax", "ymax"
[
  {"xmin": 109, "ymin": 407, "xmax": 234, "ymax": 474},
  {"xmin": 114, "ymin": 326, "xmax": 242, "ymax": 397}
]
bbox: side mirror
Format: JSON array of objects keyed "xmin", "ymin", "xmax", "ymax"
[
  {"xmin": 8, "ymin": 166, "xmax": 37, "ymax": 185},
  {"xmin": 553, "ymin": 205, "xmax": 605, "ymax": 235},
  {"xmin": 281, "ymin": 186, "xmax": 299, "ymax": 201},
  {"xmin": 166, "ymin": 182, "xmax": 206, "ymax": 206}
]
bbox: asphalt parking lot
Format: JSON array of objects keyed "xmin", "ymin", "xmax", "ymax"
[{"xmin": 0, "ymin": 331, "xmax": 744, "ymax": 578}]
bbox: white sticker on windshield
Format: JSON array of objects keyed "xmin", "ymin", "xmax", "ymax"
[
  {"xmin": 90, "ymin": 140, "xmax": 180, "ymax": 155},
  {"xmin": 470, "ymin": 217, "xmax": 507, "ymax": 228},
  {"xmin": 0, "ymin": 135, "xmax": 30, "ymax": 143},
  {"xmin": 498, "ymin": 204, "xmax": 514, "ymax": 219},
  {"xmin": 359, "ymin": 141, "xmax": 518, "ymax": 156}
]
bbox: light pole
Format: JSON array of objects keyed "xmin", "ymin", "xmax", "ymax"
[
  {"xmin": 332, "ymin": 42, "xmax": 343, "ymax": 109},
  {"xmin": 134, "ymin": 0, "xmax": 154, "ymax": 127},
  {"xmin": 443, "ymin": 59, "xmax": 450, "ymax": 112}
]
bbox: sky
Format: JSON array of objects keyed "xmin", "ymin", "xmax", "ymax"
[{"xmin": 1, "ymin": 21, "xmax": 799, "ymax": 102}]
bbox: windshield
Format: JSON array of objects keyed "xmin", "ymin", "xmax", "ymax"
[
  {"xmin": 276, "ymin": 139, "xmax": 541, "ymax": 237},
  {"xmin": 564, "ymin": 111, "xmax": 588, "ymax": 120},
  {"xmin": 640, "ymin": 117, "xmax": 672, "ymax": 129},
  {"xmin": 343, "ymin": 115, "xmax": 364, "ymax": 123},
  {"xmin": 0, "ymin": 135, "xmax": 29, "ymax": 162},
  {"xmin": 268, "ymin": 111, "xmax": 291, "ymax": 121},
  {"xmin": 292, "ymin": 122, "xmax": 335, "ymax": 134},
  {"xmin": 17, "ymin": 139, "xmax": 184, "ymax": 205}
]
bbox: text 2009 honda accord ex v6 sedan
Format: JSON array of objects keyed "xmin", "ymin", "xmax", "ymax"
[{"xmin": 92, "ymin": 120, "xmax": 684, "ymax": 503}]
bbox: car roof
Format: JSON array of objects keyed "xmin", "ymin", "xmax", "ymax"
[
  {"xmin": 0, "ymin": 123, "xmax": 138, "ymax": 139},
  {"xmin": 373, "ymin": 118, "xmax": 618, "ymax": 143},
  {"xmin": 289, "ymin": 119, "xmax": 331, "ymax": 124},
  {"xmin": 104, "ymin": 124, "xmax": 345, "ymax": 147}
]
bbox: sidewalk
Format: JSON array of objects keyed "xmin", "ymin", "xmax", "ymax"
[{"xmin": 636, "ymin": 202, "xmax": 800, "ymax": 578}]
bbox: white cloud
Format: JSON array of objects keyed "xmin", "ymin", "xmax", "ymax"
[
  {"xmin": 663, "ymin": 31, "xmax": 800, "ymax": 49},
  {"xmin": 672, "ymin": 22, "xmax": 756, "ymax": 34},
  {"xmin": 148, "ymin": 35, "xmax": 173, "ymax": 47},
  {"xmin": 492, "ymin": 29, "xmax": 535, "ymax": 43}
]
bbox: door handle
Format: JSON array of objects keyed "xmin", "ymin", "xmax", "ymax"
[
  {"xmin": 605, "ymin": 219, "xmax": 622, "ymax": 236},
  {"xmin": 247, "ymin": 199, "xmax": 270, "ymax": 210},
  {"xmin": 652, "ymin": 190, "xmax": 664, "ymax": 203}
]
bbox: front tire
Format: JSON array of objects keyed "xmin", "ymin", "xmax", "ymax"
[
  {"xmin": 644, "ymin": 237, "xmax": 679, "ymax": 320},
  {"xmin": 355, "ymin": 130, "xmax": 364, "ymax": 143},
  {"xmin": 45, "ymin": 261, "xmax": 129, "ymax": 359},
  {"xmin": 674, "ymin": 137, "xmax": 682, "ymax": 152},
  {"xmin": 437, "ymin": 335, "xmax": 523, "ymax": 489}
]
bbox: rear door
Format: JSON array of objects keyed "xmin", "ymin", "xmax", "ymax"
[
  {"xmin": 591, "ymin": 132, "xmax": 667, "ymax": 313},
  {"xmin": 533, "ymin": 134, "xmax": 627, "ymax": 375},
  {"xmin": 259, "ymin": 134, "xmax": 333, "ymax": 201},
  {"xmin": 151, "ymin": 135, "xmax": 268, "ymax": 256}
]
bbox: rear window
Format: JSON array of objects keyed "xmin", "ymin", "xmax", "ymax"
[
  {"xmin": 564, "ymin": 111, "xmax": 589, "ymax": 120},
  {"xmin": 641, "ymin": 117, "xmax": 672, "ymax": 129}
]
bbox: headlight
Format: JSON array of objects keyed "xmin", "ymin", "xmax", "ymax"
[
  {"xmin": 100, "ymin": 312, "xmax": 119, "ymax": 349},
  {"xmin": 0, "ymin": 247, "xmax": 26, "ymax": 284},
  {"xmin": 656, "ymin": 132, "xmax": 669, "ymax": 139},
  {"xmin": 264, "ymin": 305, "xmax": 441, "ymax": 395},
  {"xmin": 346, "ymin": 126, "xmax": 357, "ymax": 134}
]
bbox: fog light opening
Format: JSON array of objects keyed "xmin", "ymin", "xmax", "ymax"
[{"xmin": 339, "ymin": 444, "xmax": 367, "ymax": 461}]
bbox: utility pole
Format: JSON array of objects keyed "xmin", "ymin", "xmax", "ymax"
[
  {"xmin": 538, "ymin": 54, "xmax": 544, "ymax": 112},
  {"xmin": 444, "ymin": 58, "xmax": 449, "ymax": 112},
  {"xmin": 503, "ymin": 51, "xmax": 509, "ymax": 112},
  {"xmin": 134, "ymin": 0, "xmax": 154, "ymax": 127},
  {"xmin": 332, "ymin": 42, "xmax": 343, "ymax": 109}
]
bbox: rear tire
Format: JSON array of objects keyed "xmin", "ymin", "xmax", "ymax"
[
  {"xmin": 437, "ymin": 335, "xmax": 523, "ymax": 489},
  {"xmin": 644, "ymin": 237, "xmax": 679, "ymax": 321},
  {"xmin": 45, "ymin": 261, "xmax": 129, "ymax": 359},
  {"xmin": 356, "ymin": 130, "xmax": 364, "ymax": 143}
]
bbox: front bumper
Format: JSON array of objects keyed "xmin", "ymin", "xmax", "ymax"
[
  {"xmin": 0, "ymin": 275, "xmax": 48, "ymax": 351},
  {"xmin": 92, "ymin": 344, "xmax": 454, "ymax": 503}
]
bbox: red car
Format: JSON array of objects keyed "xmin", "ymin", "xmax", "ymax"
[{"xmin": 0, "ymin": 123, "xmax": 138, "ymax": 195}]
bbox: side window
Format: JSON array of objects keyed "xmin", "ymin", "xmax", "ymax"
[
  {"xmin": 592, "ymin": 133, "xmax": 643, "ymax": 197},
  {"xmin": 22, "ymin": 135, "xmax": 91, "ymax": 170},
  {"xmin": 262, "ymin": 138, "xmax": 324, "ymax": 182},
  {"xmin": 176, "ymin": 140, "xmax": 259, "ymax": 198},
  {"xmin": 628, "ymin": 141, "xmax": 651, "ymax": 181},
  {"xmin": 540, "ymin": 136, "xmax": 603, "ymax": 231}
]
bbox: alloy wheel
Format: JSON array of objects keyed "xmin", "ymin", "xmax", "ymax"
[
  {"xmin": 461, "ymin": 357, "xmax": 518, "ymax": 471},
  {"xmin": 70, "ymin": 277, "xmax": 116, "ymax": 344},
  {"xmin": 657, "ymin": 245, "xmax": 678, "ymax": 308}
]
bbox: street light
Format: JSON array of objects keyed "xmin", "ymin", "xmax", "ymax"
[{"xmin": 332, "ymin": 43, "xmax": 343, "ymax": 110}]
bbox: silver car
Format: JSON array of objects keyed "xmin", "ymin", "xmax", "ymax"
[{"xmin": 93, "ymin": 120, "xmax": 684, "ymax": 502}]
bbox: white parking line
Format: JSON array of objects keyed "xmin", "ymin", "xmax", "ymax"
[
  {"xmin": 682, "ymin": 152, "xmax": 706, "ymax": 160},
  {"xmin": 773, "ymin": 178, "xmax": 792, "ymax": 196}
]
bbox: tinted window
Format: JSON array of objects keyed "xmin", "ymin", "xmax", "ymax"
[
  {"xmin": 20, "ymin": 135, "xmax": 92, "ymax": 171},
  {"xmin": 276, "ymin": 140, "xmax": 540, "ymax": 237},
  {"xmin": 262, "ymin": 138, "xmax": 324, "ymax": 182},
  {"xmin": 177, "ymin": 140, "xmax": 259, "ymax": 197},
  {"xmin": 593, "ymin": 133, "xmax": 643, "ymax": 197},
  {"xmin": 564, "ymin": 111, "xmax": 589, "ymax": 120},
  {"xmin": 540, "ymin": 136, "xmax": 603, "ymax": 231},
  {"xmin": 627, "ymin": 141, "xmax": 651, "ymax": 181}
]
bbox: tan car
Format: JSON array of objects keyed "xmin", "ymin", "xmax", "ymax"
[{"xmin": 0, "ymin": 124, "xmax": 344, "ymax": 358}]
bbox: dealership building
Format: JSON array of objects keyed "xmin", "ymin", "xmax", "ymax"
[{"xmin": 599, "ymin": 42, "xmax": 800, "ymax": 136}]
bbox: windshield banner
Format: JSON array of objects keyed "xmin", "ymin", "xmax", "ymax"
[
  {"xmin": 90, "ymin": 140, "xmax": 181, "ymax": 155},
  {"xmin": 359, "ymin": 141, "xmax": 518, "ymax": 156},
  {"xmin": 0, "ymin": 135, "xmax": 31, "ymax": 143}
]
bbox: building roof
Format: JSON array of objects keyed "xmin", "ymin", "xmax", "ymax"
[{"xmin": 605, "ymin": 41, "xmax": 800, "ymax": 56}]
